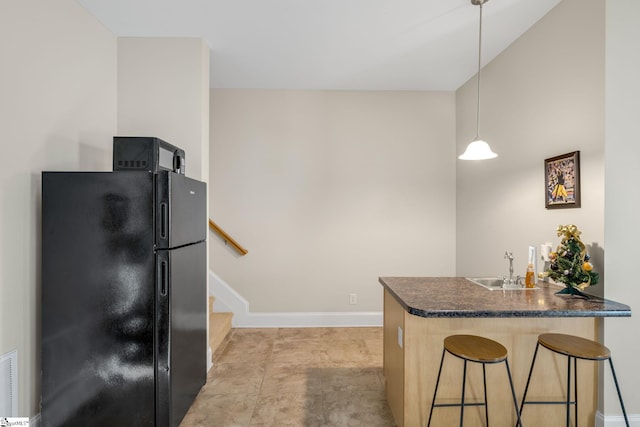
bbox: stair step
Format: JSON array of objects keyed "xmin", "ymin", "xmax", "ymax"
[
  {"xmin": 209, "ymin": 312, "xmax": 233, "ymax": 356},
  {"xmin": 208, "ymin": 295, "xmax": 233, "ymax": 358}
]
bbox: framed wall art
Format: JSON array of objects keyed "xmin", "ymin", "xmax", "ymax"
[{"xmin": 544, "ymin": 151, "xmax": 581, "ymax": 209}]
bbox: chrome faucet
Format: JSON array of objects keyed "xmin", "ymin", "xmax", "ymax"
[
  {"xmin": 503, "ymin": 251, "xmax": 522, "ymax": 287},
  {"xmin": 504, "ymin": 251, "xmax": 514, "ymax": 283}
]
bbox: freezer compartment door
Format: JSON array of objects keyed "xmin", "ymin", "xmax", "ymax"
[
  {"xmin": 156, "ymin": 242, "xmax": 207, "ymax": 427},
  {"xmin": 155, "ymin": 171, "xmax": 206, "ymax": 249}
]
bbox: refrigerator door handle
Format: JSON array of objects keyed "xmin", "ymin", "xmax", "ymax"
[
  {"xmin": 160, "ymin": 260, "xmax": 168, "ymax": 296},
  {"xmin": 160, "ymin": 202, "xmax": 168, "ymax": 239}
]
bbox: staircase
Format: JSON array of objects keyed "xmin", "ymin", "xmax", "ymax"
[
  {"xmin": 209, "ymin": 296, "xmax": 233, "ymax": 360},
  {"xmin": 206, "ymin": 219, "xmax": 242, "ymax": 360}
]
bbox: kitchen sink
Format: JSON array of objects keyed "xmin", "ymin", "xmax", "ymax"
[{"xmin": 466, "ymin": 277, "xmax": 538, "ymax": 291}]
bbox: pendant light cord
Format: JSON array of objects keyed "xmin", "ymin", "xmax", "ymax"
[
  {"xmin": 460, "ymin": 0, "xmax": 496, "ymax": 160},
  {"xmin": 475, "ymin": 2, "xmax": 483, "ymax": 140}
]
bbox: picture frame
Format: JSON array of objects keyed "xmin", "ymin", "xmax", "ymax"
[{"xmin": 545, "ymin": 151, "xmax": 580, "ymax": 209}]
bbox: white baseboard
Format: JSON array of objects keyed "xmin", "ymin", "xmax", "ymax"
[
  {"xmin": 596, "ymin": 411, "xmax": 640, "ymax": 426},
  {"xmin": 209, "ymin": 271, "xmax": 383, "ymax": 328},
  {"xmin": 209, "ymin": 270, "xmax": 247, "ymax": 321},
  {"xmin": 229, "ymin": 310, "xmax": 383, "ymax": 328}
]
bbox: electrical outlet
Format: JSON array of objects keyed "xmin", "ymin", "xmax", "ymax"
[{"xmin": 349, "ymin": 293, "xmax": 357, "ymax": 305}]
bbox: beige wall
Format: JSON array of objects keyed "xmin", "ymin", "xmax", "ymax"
[
  {"xmin": 117, "ymin": 37, "xmax": 210, "ymax": 182},
  {"xmin": 0, "ymin": 0, "xmax": 117, "ymax": 417},
  {"xmin": 605, "ymin": 0, "xmax": 640, "ymax": 419},
  {"xmin": 210, "ymin": 90, "xmax": 456, "ymax": 312},
  {"xmin": 456, "ymin": 0, "xmax": 605, "ymax": 288}
]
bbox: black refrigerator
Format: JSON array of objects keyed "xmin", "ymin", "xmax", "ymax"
[{"xmin": 42, "ymin": 165, "xmax": 207, "ymax": 426}]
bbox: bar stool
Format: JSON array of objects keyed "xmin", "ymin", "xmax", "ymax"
[
  {"xmin": 519, "ymin": 333, "xmax": 629, "ymax": 427},
  {"xmin": 427, "ymin": 334, "xmax": 522, "ymax": 427}
]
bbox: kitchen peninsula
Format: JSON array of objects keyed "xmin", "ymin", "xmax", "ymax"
[{"xmin": 380, "ymin": 277, "xmax": 631, "ymax": 427}]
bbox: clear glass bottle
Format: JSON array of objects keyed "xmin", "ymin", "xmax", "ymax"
[{"xmin": 525, "ymin": 263, "xmax": 535, "ymax": 288}]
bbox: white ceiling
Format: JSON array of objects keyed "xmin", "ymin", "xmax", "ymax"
[{"xmin": 78, "ymin": 0, "xmax": 562, "ymax": 91}]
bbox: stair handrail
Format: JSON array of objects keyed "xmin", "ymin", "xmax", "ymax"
[{"xmin": 208, "ymin": 219, "xmax": 248, "ymax": 256}]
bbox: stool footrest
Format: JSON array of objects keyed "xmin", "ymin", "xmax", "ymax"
[
  {"xmin": 433, "ymin": 402, "xmax": 486, "ymax": 408},
  {"xmin": 522, "ymin": 401, "xmax": 576, "ymax": 406}
]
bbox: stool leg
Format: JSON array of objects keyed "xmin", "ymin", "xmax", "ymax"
[
  {"xmin": 574, "ymin": 357, "xmax": 578, "ymax": 427},
  {"xmin": 519, "ymin": 342, "xmax": 541, "ymax": 419},
  {"xmin": 565, "ymin": 356, "xmax": 571, "ymax": 427},
  {"xmin": 608, "ymin": 357, "xmax": 630, "ymax": 427},
  {"xmin": 460, "ymin": 359, "xmax": 468, "ymax": 427},
  {"xmin": 482, "ymin": 363, "xmax": 489, "ymax": 426},
  {"xmin": 504, "ymin": 359, "xmax": 523, "ymax": 427},
  {"xmin": 428, "ymin": 348, "xmax": 446, "ymax": 427}
]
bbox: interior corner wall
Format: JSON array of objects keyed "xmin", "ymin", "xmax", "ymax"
[
  {"xmin": 0, "ymin": 0, "xmax": 117, "ymax": 418},
  {"xmin": 455, "ymin": 0, "xmax": 605, "ymax": 287},
  {"xmin": 604, "ymin": 0, "xmax": 640, "ymax": 419},
  {"xmin": 209, "ymin": 90, "xmax": 456, "ymax": 313},
  {"xmin": 117, "ymin": 36, "xmax": 211, "ymax": 368},
  {"xmin": 117, "ymin": 37, "xmax": 210, "ymax": 183}
]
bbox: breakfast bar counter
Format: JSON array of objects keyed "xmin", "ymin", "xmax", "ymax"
[{"xmin": 379, "ymin": 277, "xmax": 631, "ymax": 427}]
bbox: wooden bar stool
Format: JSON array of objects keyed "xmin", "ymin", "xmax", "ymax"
[
  {"xmin": 519, "ymin": 333, "xmax": 629, "ymax": 427},
  {"xmin": 427, "ymin": 334, "xmax": 522, "ymax": 427}
]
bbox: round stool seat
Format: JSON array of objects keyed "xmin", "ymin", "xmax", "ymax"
[
  {"xmin": 444, "ymin": 334, "xmax": 508, "ymax": 363},
  {"xmin": 538, "ymin": 333, "xmax": 611, "ymax": 360}
]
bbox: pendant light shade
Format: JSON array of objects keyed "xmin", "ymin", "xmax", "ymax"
[
  {"xmin": 459, "ymin": 0, "xmax": 497, "ymax": 160},
  {"xmin": 459, "ymin": 139, "xmax": 497, "ymax": 160}
]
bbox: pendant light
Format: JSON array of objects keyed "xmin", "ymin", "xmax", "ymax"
[{"xmin": 459, "ymin": 0, "xmax": 497, "ymax": 160}]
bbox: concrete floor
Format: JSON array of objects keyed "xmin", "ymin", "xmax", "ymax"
[{"xmin": 180, "ymin": 327, "xmax": 396, "ymax": 426}]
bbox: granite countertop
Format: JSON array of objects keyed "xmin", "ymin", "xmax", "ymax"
[{"xmin": 379, "ymin": 277, "xmax": 632, "ymax": 318}]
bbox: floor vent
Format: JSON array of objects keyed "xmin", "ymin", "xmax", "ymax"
[{"xmin": 0, "ymin": 349, "xmax": 18, "ymax": 416}]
